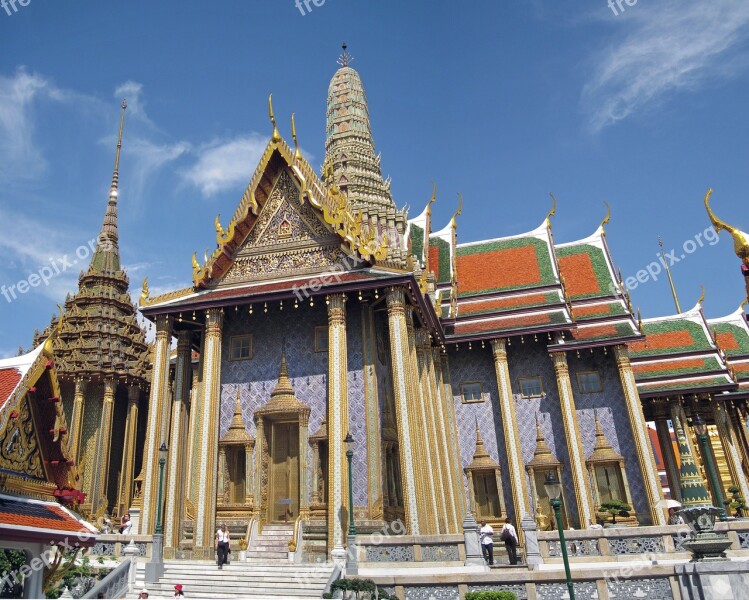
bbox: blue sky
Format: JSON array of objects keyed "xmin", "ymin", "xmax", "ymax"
[{"xmin": 0, "ymin": 0, "xmax": 747, "ymax": 356}]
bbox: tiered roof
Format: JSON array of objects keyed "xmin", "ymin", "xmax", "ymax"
[
  {"xmin": 708, "ymin": 306, "xmax": 749, "ymax": 392},
  {"xmin": 630, "ymin": 303, "xmax": 736, "ymax": 397}
]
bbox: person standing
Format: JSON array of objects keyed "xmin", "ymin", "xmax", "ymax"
[
  {"xmin": 215, "ymin": 523, "xmax": 231, "ymax": 569},
  {"xmin": 173, "ymin": 583, "xmax": 185, "ymax": 598},
  {"xmin": 479, "ymin": 519, "xmax": 494, "ymax": 566},
  {"xmin": 500, "ymin": 518, "xmax": 519, "ymax": 565}
]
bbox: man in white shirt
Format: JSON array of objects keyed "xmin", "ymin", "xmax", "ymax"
[
  {"xmin": 500, "ymin": 518, "xmax": 519, "ymax": 565},
  {"xmin": 215, "ymin": 523, "xmax": 231, "ymax": 569},
  {"xmin": 479, "ymin": 519, "xmax": 494, "ymax": 566}
]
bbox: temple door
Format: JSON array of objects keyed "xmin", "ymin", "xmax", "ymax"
[{"xmin": 269, "ymin": 421, "xmax": 300, "ymax": 522}]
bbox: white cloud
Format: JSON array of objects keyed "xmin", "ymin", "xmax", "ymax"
[
  {"xmin": 181, "ymin": 134, "xmax": 270, "ymax": 197},
  {"xmin": 583, "ymin": 0, "xmax": 749, "ymax": 132},
  {"xmin": 123, "ymin": 136, "xmax": 191, "ymax": 201},
  {"xmin": 114, "ymin": 81, "xmax": 152, "ymax": 125}
]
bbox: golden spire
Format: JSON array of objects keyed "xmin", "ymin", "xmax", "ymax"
[
  {"xmin": 291, "ymin": 113, "xmax": 301, "ymax": 159},
  {"xmin": 465, "ymin": 423, "xmax": 499, "ymax": 470},
  {"xmin": 268, "ymin": 93, "xmax": 280, "ymax": 143},
  {"xmin": 100, "ymin": 99, "xmax": 127, "ymax": 246},
  {"xmin": 337, "ymin": 41, "xmax": 353, "ymax": 67},
  {"xmin": 528, "ymin": 415, "xmax": 560, "ymax": 468},
  {"xmin": 658, "ymin": 237, "xmax": 682, "ymax": 313},
  {"xmin": 221, "ymin": 388, "xmax": 253, "ymax": 444},
  {"xmin": 111, "ymin": 99, "xmax": 126, "ymax": 192},
  {"xmin": 588, "ymin": 412, "xmax": 623, "ymax": 463}
]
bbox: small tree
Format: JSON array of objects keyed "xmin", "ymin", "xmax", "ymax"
[
  {"xmin": 728, "ymin": 485, "xmax": 746, "ymax": 517},
  {"xmin": 599, "ymin": 499, "xmax": 631, "ymax": 525}
]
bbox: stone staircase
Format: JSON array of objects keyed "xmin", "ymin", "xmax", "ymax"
[
  {"xmin": 128, "ymin": 560, "xmax": 334, "ymax": 599},
  {"xmin": 246, "ymin": 523, "xmax": 294, "ymax": 562}
]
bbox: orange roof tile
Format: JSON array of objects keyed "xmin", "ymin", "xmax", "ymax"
[
  {"xmin": 716, "ymin": 332, "xmax": 741, "ymax": 352},
  {"xmin": 0, "ymin": 367, "xmax": 21, "ymax": 410},
  {"xmin": 558, "ymin": 253, "xmax": 601, "ymax": 297},
  {"xmin": 630, "ymin": 330, "xmax": 695, "ymax": 353},
  {"xmin": 457, "ymin": 246, "xmax": 541, "ymax": 294}
]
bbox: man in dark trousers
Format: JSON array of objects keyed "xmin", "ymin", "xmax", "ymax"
[
  {"xmin": 479, "ymin": 519, "xmax": 494, "ymax": 566},
  {"xmin": 215, "ymin": 523, "xmax": 231, "ymax": 569},
  {"xmin": 500, "ymin": 518, "xmax": 519, "ymax": 565}
]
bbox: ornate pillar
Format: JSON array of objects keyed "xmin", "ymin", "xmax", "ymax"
[
  {"xmin": 613, "ymin": 345, "xmax": 666, "ymax": 525},
  {"xmin": 254, "ymin": 416, "xmax": 265, "ymax": 521},
  {"xmin": 425, "ymin": 343, "xmax": 458, "ymax": 533},
  {"xmin": 193, "ymin": 308, "xmax": 223, "ymax": 559},
  {"xmin": 245, "ymin": 440, "xmax": 254, "ymax": 506},
  {"xmin": 491, "ymin": 338, "xmax": 532, "ymax": 521},
  {"xmin": 164, "ymin": 331, "xmax": 192, "ymax": 558},
  {"xmin": 141, "ymin": 314, "xmax": 173, "ymax": 534},
  {"xmin": 671, "ymin": 402, "xmax": 711, "ymax": 506},
  {"xmin": 69, "ymin": 379, "xmax": 87, "ymax": 463},
  {"xmin": 440, "ymin": 350, "xmax": 467, "ymax": 524},
  {"xmin": 655, "ymin": 417, "xmax": 681, "ymax": 502},
  {"xmin": 416, "ymin": 329, "xmax": 447, "ymax": 533},
  {"xmin": 217, "ymin": 447, "xmax": 227, "ymax": 505},
  {"xmin": 713, "ymin": 399, "xmax": 749, "ymax": 506},
  {"xmin": 404, "ymin": 309, "xmax": 436, "ymax": 533},
  {"xmin": 550, "ymin": 351, "xmax": 595, "ymax": 527},
  {"xmin": 117, "ymin": 385, "xmax": 140, "ymax": 516},
  {"xmin": 311, "ymin": 440, "xmax": 321, "ymax": 505},
  {"xmin": 327, "ymin": 293, "xmax": 348, "ymax": 555},
  {"xmin": 385, "ymin": 287, "xmax": 420, "ymax": 534},
  {"xmin": 299, "ymin": 410, "xmax": 310, "ymax": 520},
  {"xmin": 90, "ymin": 378, "xmax": 116, "ymax": 514},
  {"xmin": 186, "ymin": 368, "xmax": 201, "ymax": 512},
  {"xmin": 361, "ymin": 302, "xmax": 383, "ymax": 520}
]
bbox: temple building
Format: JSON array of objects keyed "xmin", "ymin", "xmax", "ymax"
[
  {"xmin": 33, "ymin": 101, "xmax": 151, "ymax": 523},
  {"xmin": 135, "ymin": 48, "xmax": 728, "ymax": 561}
]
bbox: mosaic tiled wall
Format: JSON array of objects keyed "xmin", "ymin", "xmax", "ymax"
[
  {"xmin": 447, "ymin": 345, "xmax": 515, "ymax": 521},
  {"xmin": 80, "ymin": 382, "xmax": 103, "ymax": 498},
  {"xmin": 218, "ymin": 301, "xmax": 368, "ymax": 506}
]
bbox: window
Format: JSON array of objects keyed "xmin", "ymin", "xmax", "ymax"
[
  {"xmin": 473, "ymin": 472, "xmax": 501, "ymax": 519},
  {"xmin": 577, "ymin": 371, "xmax": 603, "ymax": 393},
  {"xmin": 315, "ymin": 326, "xmax": 329, "ymax": 352},
  {"xmin": 460, "ymin": 382, "xmax": 484, "ymax": 403},
  {"xmin": 519, "ymin": 377, "xmax": 543, "ymax": 398},
  {"xmin": 229, "ymin": 335, "xmax": 252, "ymax": 361}
]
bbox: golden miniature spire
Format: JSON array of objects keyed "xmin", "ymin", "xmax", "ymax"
[
  {"xmin": 101, "ymin": 99, "xmax": 127, "ymax": 246},
  {"xmin": 337, "ymin": 41, "xmax": 353, "ymax": 67},
  {"xmin": 658, "ymin": 237, "xmax": 682, "ymax": 313},
  {"xmin": 600, "ymin": 201, "xmax": 611, "ymax": 232},
  {"xmin": 528, "ymin": 415, "xmax": 560, "ymax": 469},
  {"xmin": 221, "ymin": 388, "xmax": 253, "ymax": 445},
  {"xmin": 291, "ymin": 113, "xmax": 301, "ymax": 159},
  {"xmin": 268, "ymin": 93, "xmax": 280, "ymax": 143},
  {"xmin": 546, "ymin": 193, "xmax": 557, "ymax": 226},
  {"xmin": 588, "ymin": 411, "xmax": 623, "ymax": 463}
]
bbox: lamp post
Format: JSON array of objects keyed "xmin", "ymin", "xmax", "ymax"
[
  {"xmin": 146, "ymin": 442, "xmax": 168, "ymax": 583},
  {"xmin": 545, "ymin": 472, "xmax": 575, "ymax": 600},
  {"xmin": 694, "ymin": 414, "xmax": 727, "ymax": 521},
  {"xmin": 344, "ymin": 432, "xmax": 358, "ymax": 575}
]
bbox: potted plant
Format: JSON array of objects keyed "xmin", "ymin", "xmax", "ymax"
[{"xmin": 599, "ymin": 499, "xmax": 631, "ymax": 526}]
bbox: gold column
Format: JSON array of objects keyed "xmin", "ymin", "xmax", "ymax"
[
  {"xmin": 254, "ymin": 417, "xmax": 265, "ymax": 521},
  {"xmin": 69, "ymin": 379, "xmax": 87, "ymax": 463},
  {"xmin": 164, "ymin": 331, "xmax": 192, "ymax": 557},
  {"xmin": 90, "ymin": 378, "xmax": 116, "ymax": 514},
  {"xmin": 491, "ymin": 338, "xmax": 532, "ymax": 521},
  {"xmin": 613, "ymin": 345, "xmax": 666, "ymax": 525},
  {"xmin": 416, "ymin": 329, "xmax": 447, "ymax": 533},
  {"xmin": 299, "ymin": 411, "xmax": 310, "ymax": 520},
  {"xmin": 245, "ymin": 440, "xmax": 254, "ymax": 506},
  {"xmin": 426, "ymin": 344, "xmax": 458, "ymax": 532},
  {"xmin": 117, "ymin": 385, "xmax": 140, "ymax": 517},
  {"xmin": 655, "ymin": 417, "xmax": 681, "ymax": 502},
  {"xmin": 404, "ymin": 309, "xmax": 435, "ymax": 533},
  {"xmin": 327, "ymin": 293, "xmax": 349, "ymax": 553},
  {"xmin": 385, "ymin": 287, "xmax": 421, "ymax": 534},
  {"xmin": 217, "ymin": 447, "xmax": 227, "ymax": 505},
  {"xmin": 439, "ymin": 350, "xmax": 467, "ymax": 526},
  {"xmin": 361, "ymin": 301, "xmax": 383, "ymax": 520},
  {"xmin": 186, "ymin": 367, "xmax": 201, "ymax": 512},
  {"xmin": 713, "ymin": 399, "xmax": 749, "ymax": 505},
  {"xmin": 550, "ymin": 351, "xmax": 595, "ymax": 527},
  {"xmin": 311, "ymin": 440, "xmax": 321, "ymax": 505},
  {"xmin": 193, "ymin": 308, "xmax": 223, "ymax": 559},
  {"xmin": 141, "ymin": 314, "xmax": 172, "ymax": 534}
]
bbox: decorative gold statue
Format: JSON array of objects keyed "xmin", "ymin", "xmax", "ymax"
[
  {"xmin": 535, "ymin": 496, "xmax": 551, "ymax": 531},
  {"xmin": 705, "ymin": 188, "xmax": 749, "ymax": 299}
]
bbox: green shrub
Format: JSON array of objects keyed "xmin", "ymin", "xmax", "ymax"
[
  {"xmin": 599, "ymin": 499, "xmax": 631, "ymax": 524},
  {"xmin": 465, "ymin": 592, "xmax": 518, "ymax": 600},
  {"xmin": 330, "ymin": 577, "xmax": 378, "ymax": 596},
  {"xmin": 322, "ymin": 594, "xmax": 333, "ymax": 599}
]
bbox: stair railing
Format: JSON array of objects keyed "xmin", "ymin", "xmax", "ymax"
[
  {"xmin": 246, "ymin": 517, "xmax": 259, "ymax": 553},
  {"xmin": 81, "ymin": 558, "xmax": 131, "ymax": 599},
  {"xmin": 288, "ymin": 515, "xmax": 304, "ymax": 563}
]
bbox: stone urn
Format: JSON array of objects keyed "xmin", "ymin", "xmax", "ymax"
[{"xmin": 678, "ymin": 505, "xmax": 733, "ymax": 561}]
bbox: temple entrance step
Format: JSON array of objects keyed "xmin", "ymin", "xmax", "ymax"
[
  {"xmin": 246, "ymin": 523, "xmax": 295, "ymax": 561},
  {"xmin": 128, "ymin": 560, "xmax": 333, "ymax": 599}
]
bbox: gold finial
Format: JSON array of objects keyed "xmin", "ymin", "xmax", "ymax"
[
  {"xmin": 291, "ymin": 113, "xmax": 301, "ymax": 159},
  {"xmin": 268, "ymin": 93, "xmax": 280, "ymax": 143},
  {"xmin": 637, "ymin": 308, "xmax": 643, "ymax": 332},
  {"xmin": 191, "ymin": 252, "xmax": 200, "ymax": 270},
  {"xmin": 451, "ymin": 193, "xmax": 463, "ymax": 225},
  {"xmin": 427, "ymin": 182, "xmax": 437, "ymax": 215},
  {"xmin": 659, "ymin": 237, "xmax": 682, "ymax": 313},
  {"xmin": 697, "ymin": 284, "xmax": 706, "ymax": 306},
  {"xmin": 214, "ymin": 214, "xmax": 224, "ymax": 237},
  {"xmin": 140, "ymin": 277, "xmax": 150, "ymax": 305},
  {"xmin": 741, "ymin": 296, "xmax": 748, "ymax": 310},
  {"xmin": 546, "ymin": 193, "xmax": 557, "ymax": 225},
  {"xmin": 600, "ymin": 201, "xmax": 611, "ymax": 232},
  {"xmin": 705, "ymin": 188, "xmax": 749, "ymax": 264},
  {"xmin": 111, "ymin": 99, "xmax": 127, "ymax": 191},
  {"xmin": 338, "ymin": 41, "xmax": 353, "ymax": 68}
]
